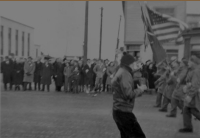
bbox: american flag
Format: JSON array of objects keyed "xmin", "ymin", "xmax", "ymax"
[{"xmin": 146, "ymin": 5, "xmax": 188, "ymax": 45}]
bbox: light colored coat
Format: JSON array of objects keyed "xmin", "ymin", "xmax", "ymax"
[
  {"xmin": 23, "ymin": 61, "xmax": 35, "ymax": 82},
  {"xmin": 185, "ymin": 65, "xmax": 200, "ymax": 112}
]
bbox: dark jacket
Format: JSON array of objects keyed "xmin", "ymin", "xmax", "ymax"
[
  {"xmin": 34, "ymin": 62, "xmax": 43, "ymax": 83},
  {"xmin": 41, "ymin": 63, "xmax": 53, "ymax": 85},
  {"xmin": 1, "ymin": 61, "xmax": 14, "ymax": 83},
  {"xmin": 54, "ymin": 63, "xmax": 64, "ymax": 86},
  {"xmin": 111, "ymin": 65, "xmax": 142, "ymax": 113},
  {"xmin": 13, "ymin": 62, "xmax": 24, "ymax": 85}
]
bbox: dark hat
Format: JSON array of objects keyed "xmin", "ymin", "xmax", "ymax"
[
  {"xmin": 190, "ymin": 55, "xmax": 200, "ymax": 65},
  {"xmin": 120, "ymin": 54, "xmax": 135, "ymax": 66},
  {"xmin": 28, "ymin": 56, "xmax": 32, "ymax": 60},
  {"xmin": 44, "ymin": 56, "xmax": 50, "ymax": 60}
]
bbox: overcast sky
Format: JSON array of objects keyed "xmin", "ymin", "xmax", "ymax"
[{"xmin": 0, "ymin": 1, "xmax": 200, "ymax": 60}]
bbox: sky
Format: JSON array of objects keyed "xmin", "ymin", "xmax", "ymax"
[{"xmin": 0, "ymin": 1, "xmax": 200, "ymax": 60}]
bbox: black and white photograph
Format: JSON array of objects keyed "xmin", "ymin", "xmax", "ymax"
[{"xmin": 0, "ymin": 1, "xmax": 200, "ymax": 138}]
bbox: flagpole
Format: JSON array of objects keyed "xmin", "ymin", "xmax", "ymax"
[
  {"xmin": 99, "ymin": 7, "xmax": 103, "ymax": 60},
  {"xmin": 114, "ymin": 15, "xmax": 122, "ymax": 61},
  {"xmin": 83, "ymin": 1, "xmax": 89, "ymax": 65}
]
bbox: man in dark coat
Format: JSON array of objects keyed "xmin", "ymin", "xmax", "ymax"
[
  {"xmin": 54, "ymin": 58, "xmax": 64, "ymax": 92},
  {"xmin": 13, "ymin": 58, "xmax": 24, "ymax": 90},
  {"xmin": 102, "ymin": 59, "xmax": 109, "ymax": 92},
  {"xmin": 41, "ymin": 57, "xmax": 53, "ymax": 92},
  {"xmin": 111, "ymin": 54, "xmax": 146, "ymax": 138},
  {"xmin": 1, "ymin": 56, "xmax": 14, "ymax": 90},
  {"xmin": 83, "ymin": 59, "xmax": 94, "ymax": 93},
  {"xmin": 91, "ymin": 59, "xmax": 97, "ymax": 88},
  {"xmin": 34, "ymin": 57, "xmax": 43, "ymax": 91}
]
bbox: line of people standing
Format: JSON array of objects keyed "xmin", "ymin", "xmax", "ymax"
[
  {"xmin": 1, "ymin": 55, "xmax": 119, "ymax": 94},
  {"xmin": 153, "ymin": 55, "xmax": 200, "ymax": 133}
]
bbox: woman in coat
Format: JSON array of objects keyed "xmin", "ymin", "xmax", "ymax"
[
  {"xmin": 179, "ymin": 55, "xmax": 200, "ymax": 133},
  {"xmin": 106, "ymin": 62, "xmax": 116, "ymax": 92},
  {"xmin": 78, "ymin": 60, "xmax": 85, "ymax": 93},
  {"xmin": 41, "ymin": 57, "xmax": 53, "ymax": 92},
  {"xmin": 63, "ymin": 61, "xmax": 74, "ymax": 92},
  {"xmin": 1, "ymin": 56, "xmax": 14, "ymax": 91},
  {"xmin": 23, "ymin": 57, "xmax": 35, "ymax": 91},
  {"xmin": 13, "ymin": 58, "xmax": 24, "ymax": 90},
  {"xmin": 34, "ymin": 57, "xmax": 43, "ymax": 91},
  {"xmin": 54, "ymin": 58, "xmax": 64, "ymax": 92},
  {"xmin": 83, "ymin": 59, "xmax": 94, "ymax": 93}
]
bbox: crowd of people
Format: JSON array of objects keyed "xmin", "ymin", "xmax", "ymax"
[
  {"xmin": 1, "ymin": 52, "xmax": 158, "ymax": 95},
  {"xmin": 1, "ymin": 52, "xmax": 200, "ymax": 136},
  {"xmin": 0, "ymin": 54, "xmax": 123, "ymax": 95}
]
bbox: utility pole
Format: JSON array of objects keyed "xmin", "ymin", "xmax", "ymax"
[
  {"xmin": 99, "ymin": 7, "xmax": 103, "ymax": 60},
  {"xmin": 115, "ymin": 15, "xmax": 122, "ymax": 61},
  {"xmin": 83, "ymin": 1, "xmax": 89, "ymax": 65}
]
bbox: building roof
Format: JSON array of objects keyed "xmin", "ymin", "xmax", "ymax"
[
  {"xmin": 187, "ymin": 13, "xmax": 200, "ymax": 16},
  {"xmin": 0, "ymin": 16, "xmax": 34, "ymax": 29}
]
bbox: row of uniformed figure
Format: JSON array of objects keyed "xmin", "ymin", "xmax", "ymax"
[
  {"xmin": 153, "ymin": 55, "xmax": 200, "ymax": 133},
  {"xmin": 0, "ymin": 56, "xmax": 119, "ymax": 93}
]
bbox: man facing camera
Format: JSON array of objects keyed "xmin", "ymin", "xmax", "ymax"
[{"xmin": 111, "ymin": 54, "xmax": 146, "ymax": 138}]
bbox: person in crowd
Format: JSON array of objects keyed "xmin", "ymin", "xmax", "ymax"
[
  {"xmin": 91, "ymin": 59, "xmax": 97, "ymax": 88},
  {"xmin": 41, "ymin": 57, "xmax": 53, "ymax": 92},
  {"xmin": 154, "ymin": 66, "xmax": 168, "ymax": 108},
  {"xmin": 70, "ymin": 61, "xmax": 80, "ymax": 93},
  {"xmin": 78, "ymin": 60, "xmax": 85, "ymax": 93},
  {"xmin": 34, "ymin": 57, "xmax": 43, "ymax": 91},
  {"xmin": 102, "ymin": 59, "xmax": 109, "ymax": 92},
  {"xmin": 23, "ymin": 57, "xmax": 35, "ymax": 91},
  {"xmin": 148, "ymin": 63, "xmax": 157, "ymax": 92},
  {"xmin": 9, "ymin": 53, "xmax": 16, "ymax": 90},
  {"xmin": 166, "ymin": 58, "xmax": 189, "ymax": 117},
  {"xmin": 13, "ymin": 57, "xmax": 24, "ymax": 90},
  {"xmin": 1, "ymin": 56, "xmax": 14, "ymax": 91},
  {"xmin": 179, "ymin": 55, "xmax": 200, "ymax": 133},
  {"xmin": 54, "ymin": 58, "xmax": 64, "ymax": 92},
  {"xmin": 83, "ymin": 59, "xmax": 94, "ymax": 93},
  {"xmin": 106, "ymin": 61, "xmax": 116, "ymax": 93},
  {"xmin": 111, "ymin": 54, "xmax": 146, "ymax": 138},
  {"xmin": 92, "ymin": 59, "xmax": 106, "ymax": 96},
  {"xmin": 159, "ymin": 60, "xmax": 180, "ymax": 112},
  {"xmin": 63, "ymin": 60, "xmax": 74, "ymax": 92}
]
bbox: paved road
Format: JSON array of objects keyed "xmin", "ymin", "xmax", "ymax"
[{"xmin": 1, "ymin": 91, "xmax": 200, "ymax": 138}]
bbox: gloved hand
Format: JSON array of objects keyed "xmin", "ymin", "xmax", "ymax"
[{"xmin": 184, "ymin": 95, "xmax": 192, "ymax": 104}]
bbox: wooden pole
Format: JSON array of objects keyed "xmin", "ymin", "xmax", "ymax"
[
  {"xmin": 115, "ymin": 15, "xmax": 122, "ymax": 61},
  {"xmin": 99, "ymin": 7, "xmax": 103, "ymax": 60},
  {"xmin": 83, "ymin": 1, "xmax": 89, "ymax": 65}
]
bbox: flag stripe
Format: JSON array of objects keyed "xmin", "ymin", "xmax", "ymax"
[
  {"xmin": 157, "ymin": 33, "xmax": 179, "ymax": 41},
  {"xmin": 154, "ymin": 28, "xmax": 180, "ymax": 36},
  {"xmin": 152, "ymin": 22, "xmax": 179, "ymax": 30}
]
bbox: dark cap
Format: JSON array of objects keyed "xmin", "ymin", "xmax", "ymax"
[{"xmin": 120, "ymin": 54, "xmax": 135, "ymax": 66}]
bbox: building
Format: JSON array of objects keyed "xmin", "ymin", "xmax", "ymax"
[
  {"xmin": 0, "ymin": 16, "xmax": 34, "ymax": 58},
  {"xmin": 123, "ymin": 1, "xmax": 187, "ymax": 61},
  {"xmin": 183, "ymin": 27, "xmax": 200, "ymax": 59},
  {"xmin": 187, "ymin": 14, "xmax": 200, "ymax": 28},
  {"xmin": 34, "ymin": 45, "xmax": 41, "ymax": 58}
]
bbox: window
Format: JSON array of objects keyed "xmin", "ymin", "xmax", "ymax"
[
  {"xmin": 166, "ymin": 49, "xmax": 178, "ymax": 59},
  {"xmin": 1, "ymin": 26, "xmax": 3, "ymax": 55},
  {"xmin": 154, "ymin": 7, "xmax": 175, "ymax": 17},
  {"xmin": 22, "ymin": 32, "xmax": 24, "ymax": 56},
  {"xmin": 8, "ymin": 28, "xmax": 11, "ymax": 55},
  {"xmin": 36, "ymin": 49, "xmax": 38, "ymax": 57},
  {"xmin": 27, "ymin": 33, "xmax": 30, "ymax": 57},
  {"xmin": 16, "ymin": 30, "xmax": 18, "ymax": 56},
  {"xmin": 188, "ymin": 22, "xmax": 199, "ymax": 28}
]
